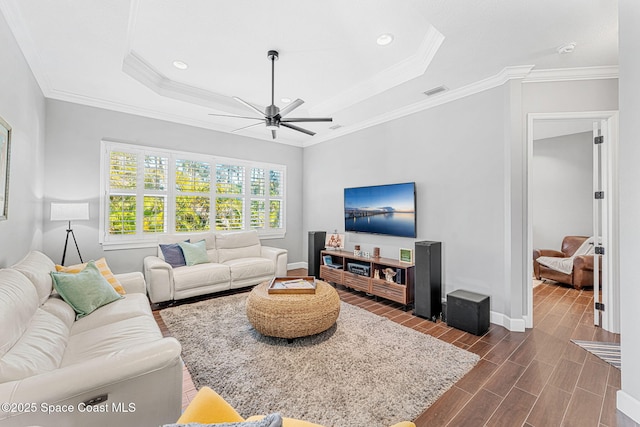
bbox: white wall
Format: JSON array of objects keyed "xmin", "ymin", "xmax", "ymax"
[
  {"xmin": 42, "ymin": 100, "xmax": 304, "ymax": 273},
  {"xmin": 532, "ymin": 132, "xmax": 593, "ymax": 250},
  {"xmin": 304, "ymin": 85, "xmax": 509, "ymax": 315},
  {"xmin": 617, "ymin": 0, "xmax": 640, "ymax": 423},
  {"xmin": 0, "ymin": 10, "xmax": 46, "ymax": 266}
]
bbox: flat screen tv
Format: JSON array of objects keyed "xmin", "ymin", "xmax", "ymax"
[{"xmin": 344, "ymin": 182, "xmax": 416, "ymax": 238}]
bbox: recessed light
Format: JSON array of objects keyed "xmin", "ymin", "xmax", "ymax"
[
  {"xmin": 172, "ymin": 60, "xmax": 188, "ymax": 70},
  {"xmin": 281, "ymin": 97, "xmax": 291, "ymax": 104},
  {"xmin": 376, "ymin": 33, "xmax": 394, "ymax": 46}
]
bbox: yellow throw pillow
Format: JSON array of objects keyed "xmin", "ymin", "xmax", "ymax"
[{"xmin": 56, "ymin": 258, "xmax": 126, "ymax": 295}]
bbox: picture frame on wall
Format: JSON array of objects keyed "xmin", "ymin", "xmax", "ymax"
[
  {"xmin": 0, "ymin": 115, "xmax": 11, "ymax": 221},
  {"xmin": 399, "ymin": 248, "xmax": 413, "ymax": 263}
]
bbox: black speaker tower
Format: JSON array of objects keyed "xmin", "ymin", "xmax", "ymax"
[
  {"xmin": 414, "ymin": 241, "xmax": 442, "ymax": 321},
  {"xmin": 308, "ymin": 231, "xmax": 326, "ymax": 278}
]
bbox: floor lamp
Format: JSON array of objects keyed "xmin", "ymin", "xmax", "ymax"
[{"xmin": 50, "ymin": 202, "xmax": 90, "ymax": 266}]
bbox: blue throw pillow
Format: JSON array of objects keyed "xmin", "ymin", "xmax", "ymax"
[{"xmin": 160, "ymin": 240, "xmax": 190, "ymax": 268}]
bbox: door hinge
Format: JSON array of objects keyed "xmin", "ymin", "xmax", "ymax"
[
  {"xmin": 595, "ymin": 246, "xmax": 605, "ymax": 255},
  {"xmin": 594, "ymin": 135, "xmax": 604, "ymax": 144},
  {"xmin": 595, "ymin": 191, "xmax": 605, "ymax": 199},
  {"xmin": 595, "ymin": 302, "xmax": 605, "ymax": 311}
]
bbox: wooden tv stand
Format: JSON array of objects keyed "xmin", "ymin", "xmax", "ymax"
[{"xmin": 319, "ymin": 249, "xmax": 415, "ymax": 308}]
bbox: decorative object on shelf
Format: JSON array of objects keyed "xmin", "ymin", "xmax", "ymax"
[
  {"xmin": 399, "ymin": 248, "xmax": 414, "ymax": 263},
  {"xmin": 362, "ymin": 251, "xmax": 371, "ymax": 258},
  {"xmin": 354, "ymin": 245, "xmax": 361, "ymax": 256},
  {"xmin": 374, "ymin": 269, "xmax": 380, "ymax": 279},
  {"xmin": 325, "ymin": 231, "xmax": 344, "ymax": 250},
  {"xmin": 383, "ymin": 267, "xmax": 397, "ymax": 282},
  {"xmin": 50, "ymin": 202, "xmax": 90, "ymax": 265},
  {"xmin": 0, "ymin": 115, "xmax": 11, "ymax": 221},
  {"xmin": 373, "ymin": 247, "xmax": 380, "ymax": 258}
]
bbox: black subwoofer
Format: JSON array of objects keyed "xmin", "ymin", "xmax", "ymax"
[
  {"xmin": 308, "ymin": 231, "xmax": 326, "ymax": 278},
  {"xmin": 447, "ymin": 290, "xmax": 490, "ymax": 336}
]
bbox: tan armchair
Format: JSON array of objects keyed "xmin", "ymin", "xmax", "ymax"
[{"xmin": 533, "ymin": 235, "xmax": 601, "ymax": 290}]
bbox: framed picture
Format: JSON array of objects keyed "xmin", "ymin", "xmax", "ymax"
[
  {"xmin": 399, "ymin": 248, "xmax": 413, "ymax": 263},
  {"xmin": 0, "ymin": 116, "xmax": 11, "ymax": 221},
  {"xmin": 325, "ymin": 233, "xmax": 344, "ymax": 250}
]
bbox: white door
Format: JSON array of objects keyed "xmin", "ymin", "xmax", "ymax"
[{"xmin": 592, "ymin": 118, "xmax": 619, "ymax": 332}]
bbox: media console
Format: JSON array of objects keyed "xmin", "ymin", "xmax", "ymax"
[{"xmin": 320, "ymin": 249, "xmax": 415, "ymax": 308}]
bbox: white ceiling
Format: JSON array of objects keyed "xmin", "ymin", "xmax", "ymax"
[{"xmin": 0, "ymin": 0, "xmax": 618, "ymax": 146}]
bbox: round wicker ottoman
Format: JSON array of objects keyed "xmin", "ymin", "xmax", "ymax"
[{"xmin": 246, "ymin": 280, "xmax": 341, "ymax": 339}]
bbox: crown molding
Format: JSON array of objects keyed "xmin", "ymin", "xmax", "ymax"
[
  {"xmin": 523, "ymin": 65, "xmax": 619, "ymax": 83},
  {"xmin": 45, "ymin": 87, "xmax": 304, "ymax": 148},
  {"xmin": 306, "ymin": 65, "xmax": 535, "ymax": 147},
  {"xmin": 310, "ymin": 26, "xmax": 445, "ymax": 117},
  {"xmin": 0, "ymin": 0, "xmax": 53, "ymax": 96}
]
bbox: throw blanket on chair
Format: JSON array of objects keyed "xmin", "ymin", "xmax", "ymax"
[{"xmin": 536, "ymin": 237, "xmax": 595, "ymax": 275}]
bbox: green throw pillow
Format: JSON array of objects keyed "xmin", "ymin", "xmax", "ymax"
[
  {"xmin": 51, "ymin": 260, "xmax": 123, "ymax": 319},
  {"xmin": 179, "ymin": 240, "xmax": 209, "ymax": 266}
]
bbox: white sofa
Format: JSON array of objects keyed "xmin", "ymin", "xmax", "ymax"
[
  {"xmin": 0, "ymin": 251, "xmax": 183, "ymax": 427},
  {"xmin": 143, "ymin": 230, "xmax": 288, "ymax": 304}
]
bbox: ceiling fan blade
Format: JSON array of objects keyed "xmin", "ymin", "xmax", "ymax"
[
  {"xmin": 279, "ymin": 98, "xmax": 304, "ymax": 118},
  {"xmin": 209, "ymin": 113, "xmax": 264, "ymax": 120},
  {"xmin": 232, "ymin": 122, "xmax": 264, "ymax": 133},
  {"xmin": 233, "ymin": 96, "xmax": 266, "ymax": 118},
  {"xmin": 280, "ymin": 122, "xmax": 316, "ymax": 136},
  {"xmin": 280, "ymin": 117, "xmax": 333, "ymax": 123},
  {"xmin": 271, "ymin": 130, "xmax": 277, "ymax": 139}
]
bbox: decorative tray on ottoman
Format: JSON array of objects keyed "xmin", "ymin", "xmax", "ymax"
[{"xmin": 267, "ymin": 276, "xmax": 317, "ymax": 294}]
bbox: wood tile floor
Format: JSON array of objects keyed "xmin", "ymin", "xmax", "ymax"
[{"xmin": 153, "ymin": 271, "xmax": 621, "ymax": 426}]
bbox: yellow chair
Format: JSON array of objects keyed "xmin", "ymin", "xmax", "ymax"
[{"xmin": 177, "ymin": 387, "xmax": 416, "ymax": 427}]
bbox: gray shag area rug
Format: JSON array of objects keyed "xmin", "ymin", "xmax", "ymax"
[{"xmin": 160, "ymin": 293, "xmax": 479, "ymax": 427}]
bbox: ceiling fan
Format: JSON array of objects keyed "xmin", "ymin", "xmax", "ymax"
[{"xmin": 209, "ymin": 50, "xmax": 332, "ymax": 139}]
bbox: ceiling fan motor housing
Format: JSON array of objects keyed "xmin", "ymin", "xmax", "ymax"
[{"xmin": 266, "ymin": 104, "xmax": 280, "ymax": 118}]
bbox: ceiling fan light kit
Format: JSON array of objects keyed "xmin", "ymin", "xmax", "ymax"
[{"xmin": 209, "ymin": 50, "xmax": 332, "ymax": 139}]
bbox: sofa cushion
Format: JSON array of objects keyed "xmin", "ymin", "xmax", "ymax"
[
  {"xmin": 216, "ymin": 231, "xmax": 262, "ymax": 263},
  {"xmin": 55, "ymin": 257, "xmax": 126, "ymax": 295},
  {"xmin": 173, "ymin": 263, "xmax": 231, "ymax": 292},
  {"xmin": 51, "ymin": 261, "xmax": 123, "ymax": 319},
  {"xmin": 11, "ymin": 251, "xmax": 56, "ymax": 305},
  {"xmin": 160, "ymin": 242, "xmax": 188, "ymax": 268},
  {"xmin": 179, "ymin": 240, "xmax": 210, "ymax": 266},
  {"xmin": 62, "ymin": 315, "xmax": 162, "ymax": 367},
  {"xmin": 0, "ymin": 269, "xmax": 39, "ymax": 357},
  {"xmin": 166, "ymin": 413, "xmax": 283, "ymax": 427},
  {"xmin": 71, "ymin": 293, "xmax": 153, "ymax": 334},
  {"xmin": 0, "ymin": 307, "xmax": 70, "ymax": 382},
  {"xmin": 223, "ymin": 257, "xmax": 275, "ymax": 281}
]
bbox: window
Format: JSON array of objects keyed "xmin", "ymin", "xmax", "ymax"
[{"xmin": 100, "ymin": 141, "xmax": 286, "ymax": 248}]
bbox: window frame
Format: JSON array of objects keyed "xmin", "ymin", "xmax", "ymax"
[{"xmin": 99, "ymin": 141, "xmax": 286, "ymax": 249}]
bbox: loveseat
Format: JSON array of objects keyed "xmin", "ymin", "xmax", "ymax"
[
  {"xmin": 0, "ymin": 251, "xmax": 183, "ymax": 427},
  {"xmin": 533, "ymin": 235, "xmax": 601, "ymax": 289},
  {"xmin": 144, "ymin": 230, "xmax": 288, "ymax": 304}
]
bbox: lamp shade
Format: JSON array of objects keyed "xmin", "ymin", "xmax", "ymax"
[{"xmin": 50, "ymin": 202, "xmax": 89, "ymax": 221}]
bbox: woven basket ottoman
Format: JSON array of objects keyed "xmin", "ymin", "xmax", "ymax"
[{"xmin": 246, "ymin": 280, "xmax": 340, "ymax": 339}]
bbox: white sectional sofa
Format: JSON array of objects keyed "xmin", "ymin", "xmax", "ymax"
[
  {"xmin": 0, "ymin": 251, "xmax": 182, "ymax": 427},
  {"xmin": 144, "ymin": 230, "xmax": 288, "ymax": 304}
]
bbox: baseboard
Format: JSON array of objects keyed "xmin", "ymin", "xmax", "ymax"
[
  {"xmin": 490, "ymin": 311, "xmax": 526, "ymax": 332},
  {"xmin": 618, "ymin": 390, "xmax": 640, "ymax": 425},
  {"xmin": 288, "ymin": 261, "xmax": 307, "ymax": 271}
]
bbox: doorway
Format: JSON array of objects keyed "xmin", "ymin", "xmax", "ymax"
[{"xmin": 526, "ymin": 111, "xmax": 620, "ymax": 333}]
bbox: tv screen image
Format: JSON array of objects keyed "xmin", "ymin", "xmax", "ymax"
[{"xmin": 344, "ymin": 182, "xmax": 416, "ymax": 238}]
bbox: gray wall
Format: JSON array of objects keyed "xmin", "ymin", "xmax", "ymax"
[
  {"xmin": 0, "ymin": 11, "xmax": 46, "ymax": 266},
  {"xmin": 532, "ymin": 132, "xmax": 593, "ymax": 250},
  {"xmin": 618, "ymin": 0, "xmax": 640, "ymax": 422},
  {"xmin": 42, "ymin": 100, "xmax": 304, "ymax": 273},
  {"xmin": 304, "ymin": 86, "xmax": 509, "ymax": 314}
]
